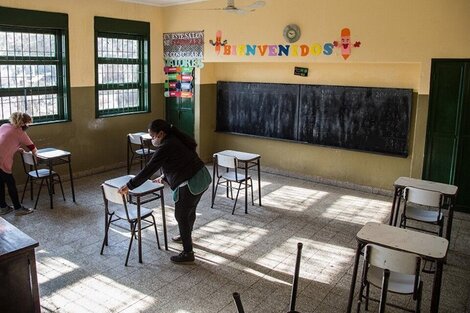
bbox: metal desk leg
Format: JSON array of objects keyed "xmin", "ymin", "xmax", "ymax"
[
  {"xmin": 211, "ymin": 158, "xmax": 216, "ymax": 207},
  {"xmin": 257, "ymin": 159, "xmax": 262, "ymax": 206},
  {"xmin": 393, "ymin": 188, "xmax": 403, "ymax": 227},
  {"xmin": 68, "ymin": 155, "xmax": 75, "ymax": 202},
  {"xmin": 389, "ymin": 187, "xmax": 399, "ymax": 225},
  {"xmin": 445, "ymin": 197, "xmax": 454, "ymax": 241},
  {"xmin": 137, "ymin": 196, "xmax": 142, "ymax": 263},
  {"xmin": 160, "ymin": 189, "xmax": 168, "ymax": 250},
  {"xmin": 48, "ymin": 162, "xmax": 54, "ymax": 209},
  {"xmin": 244, "ymin": 163, "xmax": 248, "ymax": 214},
  {"xmin": 430, "ymin": 259, "xmax": 444, "ymax": 313},
  {"xmin": 346, "ymin": 242, "xmax": 363, "ymax": 313}
]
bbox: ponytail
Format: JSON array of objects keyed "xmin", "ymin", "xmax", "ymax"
[{"xmin": 148, "ymin": 119, "xmax": 197, "ymax": 151}]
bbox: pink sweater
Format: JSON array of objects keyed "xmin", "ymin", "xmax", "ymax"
[{"xmin": 0, "ymin": 123, "xmax": 34, "ymax": 173}]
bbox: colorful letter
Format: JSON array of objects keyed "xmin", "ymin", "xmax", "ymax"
[
  {"xmin": 268, "ymin": 45, "xmax": 278, "ymax": 56},
  {"xmin": 246, "ymin": 45, "xmax": 257, "ymax": 56},
  {"xmin": 323, "ymin": 43, "xmax": 334, "ymax": 55},
  {"xmin": 258, "ymin": 45, "xmax": 268, "ymax": 56},
  {"xmin": 278, "ymin": 45, "xmax": 290, "ymax": 56}
]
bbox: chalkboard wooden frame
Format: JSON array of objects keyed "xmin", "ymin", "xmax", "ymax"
[{"xmin": 216, "ymin": 81, "xmax": 412, "ymax": 157}]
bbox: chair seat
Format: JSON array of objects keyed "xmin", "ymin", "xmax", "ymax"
[
  {"xmin": 27, "ymin": 169, "xmax": 58, "ymax": 179},
  {"xmin": 222, "ymin": 172, "xmax": 250, "ymax": 182},
  {"xmin": 115, "ymin": 204, "xmax": 154, "ymax": 222},
  {"xmin": 135, "ymin": 148, "xmax": 155, "ymax": 156},
  {"xmin": 368, "ymin": 265, "xmax": 416, "ymax": 294},
  {"xmin": 406, "ymin": 206, "xmax": 443, "ymax": 223}
]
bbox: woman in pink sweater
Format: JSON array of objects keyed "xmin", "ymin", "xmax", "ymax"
[{"xmin": 0, "ymin": 112, "xmax": 37, "ymax": 216}]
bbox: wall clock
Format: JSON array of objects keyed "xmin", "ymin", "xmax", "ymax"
[{"xmin": 283, "ymin": 24, "xmax": 301, "ymax": 43}]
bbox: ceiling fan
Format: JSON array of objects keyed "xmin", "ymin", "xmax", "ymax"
[{"xmin": 194, "ymin": 0, "xmax": 266, "ymax": 14}]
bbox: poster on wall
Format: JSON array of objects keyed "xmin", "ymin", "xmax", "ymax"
[
  {"xmin": 163, "ymin": 31, "xmax": 203, "ymax": 98},
  {"xmin": 163, "ymin": 30, "xmax": 204, "ymax": 68}
]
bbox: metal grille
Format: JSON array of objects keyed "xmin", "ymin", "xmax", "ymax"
[
  {"xmin": 97, "ymin": 35, "xmax": 148, "ymax": 116},
  {"xmin": 0, "ymin": 28, "xmax": 66, "ymax": 122}
]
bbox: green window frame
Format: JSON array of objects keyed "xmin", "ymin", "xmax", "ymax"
[
  {"xmin": 94, "ymin": 17, "xmax": 150, "ymax": 117},
  {"xmin": 0, "ymin": 6, "xmax": 70, "ymax": 124}
]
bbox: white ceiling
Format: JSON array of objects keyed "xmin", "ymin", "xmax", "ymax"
[{"xmin": 118, "ymin": 0, "xmax": 208, "ymax": 7}]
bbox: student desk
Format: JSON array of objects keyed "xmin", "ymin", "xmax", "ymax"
[
  {"xmin": 212, "ymin": 150, "xmax": 262, "ymax": 211},
  {"xmin": 104, "ymin": 175, "xmax": 167, "ymax": 263},
  {"xmin": 389, "ymin": 177, "xmax": 458, "ymax": 241},
  {"xmin": 36, "ymin": 148, "xmax": 75, "ymax": 210},
  {"xmin": 0, "ymin": 217, "xmax": 40, "ymax": 313},
  {"xmin": 127, "ymin": 132, "xmax": 153, "ymax": 174},
  {"xmin": 346, "ymin": 222, "xmax": 449, "ymax": 313}
]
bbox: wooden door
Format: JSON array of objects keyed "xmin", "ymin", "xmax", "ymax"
[{"xmin": 424, "ymin": 59, "xmax": 470, "ymax": 212}]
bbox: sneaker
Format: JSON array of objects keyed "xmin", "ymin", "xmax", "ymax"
[
  {"xmin": 15, "ymin": 206, "xmax": 34, "ymax": 216},
  {"xmin": 0, "ymin": 205, "xmax": 14, "ymax": 215},
  {"xmin": 170, "ymin": 251, "xmax": 195, "ymax": 264},
  {"xmin": 171, "ymin": 235, "xmax": 183, "ymax": 243}
]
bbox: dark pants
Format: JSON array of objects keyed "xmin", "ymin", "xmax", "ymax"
[
  {"xmin": 0, "ymin": 169, "xmax": 22, "ymax": 209},
  {"xmin": 174, "ymin": 185, "xmax": 204, "ymax": 253}
]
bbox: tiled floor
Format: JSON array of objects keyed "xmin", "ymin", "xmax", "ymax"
[{"xmin": 3, "ymin": 166, "xmax": 470, "ymax": 313}]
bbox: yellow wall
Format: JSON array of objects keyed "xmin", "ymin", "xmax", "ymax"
[
  {"xmin": 163, "ymin": 0, "xmax": 470, "ymax": 93},
  {"xmin": 1, "ymin": 0, "xmax": 167, "ymax": 179},
  {"xmin": 2, "ymin": 0, "xmax": 469, "ymax": 190},
  {"xmin": 0, "ymin": 0, "xmax": 166, "ymax": 85},
  {"xmin": 160, "ymin": 0, "xmax": 470, "ymax": 190}
]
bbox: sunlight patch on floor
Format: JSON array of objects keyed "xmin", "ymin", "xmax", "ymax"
[
  {"xmin": 194, "ymin": 219, "xmax": 268, "ymax": 256},
  {"xmin": 322, "ymin": 195, "xmax": 391, "ymax": 224},
  {"xmin": 256, "ymin": 237, "xmax": 355, "ymax": 285},
  {"xmin": 262, "ymin": 186, "xmax": 329, "ymax": 211}
]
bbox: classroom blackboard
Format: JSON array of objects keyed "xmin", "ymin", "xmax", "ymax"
[
  {"xmin": 216, "ymin": 81, "xmax": 412, "ymax": 157},
  {"xmin": 216, "ymin": 81, "xmax": 299, "ymax": 140},
  {"xmin": 298, "ymin": 85, "xmax": 411, "ymax": 156}
]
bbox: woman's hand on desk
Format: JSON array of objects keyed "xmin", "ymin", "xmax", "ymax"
[
  {"xmin": 153, "ymin": 175, "xmax": 165, "ymax": 184},
  {"xmin": 118, "ymin": 185, "xmax": 129, "ymax": 195}
]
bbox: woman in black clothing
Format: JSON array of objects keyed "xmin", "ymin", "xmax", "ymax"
[{"xmin": 118, "ymin": 119, "xmax": 211, "ymax": 264}]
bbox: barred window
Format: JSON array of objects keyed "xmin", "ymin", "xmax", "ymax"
[
  {"xmin": 0, "ymin": 7, "xmax": 70, "ymax": 123},
  {"xmin": 95, "ymin": 17, "xmax": 150, "ymax": 117}
]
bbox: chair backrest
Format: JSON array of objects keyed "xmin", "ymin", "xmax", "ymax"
[
  {"xmin": 365, "ymin": 244, "xmax": 421, "ymax": 276},
  {"xmin": 101, "ymin": 184, "xmax": 132, "ymax": 220},
  {"xmin": 216, "ymin": 154, "xmax": 237, "ymax": 169},
  {"xmin": 21, "ymin": 151, "xmax": 40, "ymax": 176},
  {"xmin": 404, "ymin": 187, "xmax": 443, "ymax": 208},
  {"xmin": 214, "ymin": 154, "xmax": 240, "ymax": 180}
]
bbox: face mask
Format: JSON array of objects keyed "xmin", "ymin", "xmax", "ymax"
[
  {"xmin": 21, "ymin": 125, "xmax": 29, "ymax": 131},
  {"xmin": 151, "ymin": 138, "xmax": 159, "ymax": 147}
]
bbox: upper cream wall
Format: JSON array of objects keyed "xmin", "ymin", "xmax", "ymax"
[
  {"xmin": 0, "ymin": 0, "xmax": 166, "ymax": 86},
  {"xmin": 162, "ymin": 0, "xmax": 470, "ymax": 94}
]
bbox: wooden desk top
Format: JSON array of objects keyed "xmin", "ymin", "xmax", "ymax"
[
  {"xmin": 357, "ymin": 222, "xmax": 448, "ymax": 260},
  {"xmin": 0, "ymin": 218, "xmax": 38, "ymax": 259},
  {"xmin": 37, "ymin": 147, "xmax": 71, "ymax": 159},
  {"xmin": 214, "ymin": 150, "xmax": 260, "ymax": 162},
  {"xmin": 394, "ymin": 177, "xmax": 458, "ymax": 196},
  {"xmin": 104, "ymin": 175, "xmax": 164, "ymax": 196}
]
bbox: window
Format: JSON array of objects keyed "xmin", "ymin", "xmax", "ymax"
[
  {"xmin": 0, "ymin": 7, "xmax": 70, "ymax": 123},
  {"xmin": 95, "ymin": 17, "xmax": 150, "ymax": 117}
]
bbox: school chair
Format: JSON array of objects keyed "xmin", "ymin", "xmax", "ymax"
[
  {"xmin": 127, "ymin": 133, "xmax": 155, "ymax": 174},
  {"xmin": 20, "ymin": 151, "xmax": 65, "ymax": 210},
  {"xmin": 211, "ymin": 154, "xmax": 253, "ymax": 215},
  {"xmin": 100, "ymin": 183, "xmax": 160, "ymax": 266},
  {"xmin": 357, "ymin": 244, "xmax": 423, "ymax": 313},
  {"xmin": 400, "ymin": 187, "xmax": 445, "ymax": 237}
]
